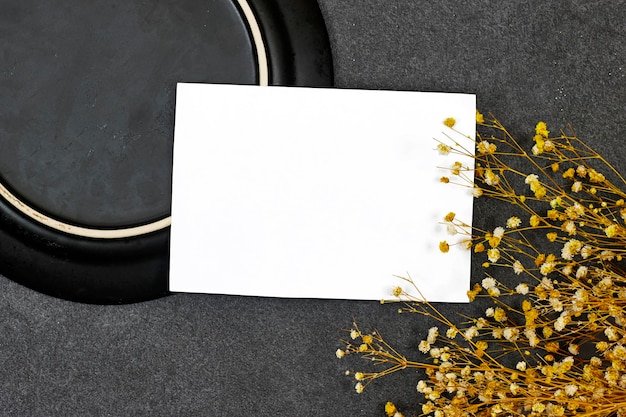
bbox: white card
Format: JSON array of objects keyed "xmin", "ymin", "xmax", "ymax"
[{"xmin": 170, "ymin": 83, "xmax": 475, "ymax": 302}]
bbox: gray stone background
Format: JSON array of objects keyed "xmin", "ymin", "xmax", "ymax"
[{"xmin": 1, "ymin": 1, "xmax": 625, "ymax": 415}]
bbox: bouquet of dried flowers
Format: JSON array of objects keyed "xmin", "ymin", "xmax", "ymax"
[{"xmin": 337, "ymin": 112, "xmax": 626, "ymax": 417}]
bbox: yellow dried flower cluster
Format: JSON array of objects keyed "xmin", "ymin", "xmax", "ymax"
[{"xmin": 338, "ymin": 113, "xmax": 626, "ymax": 417}]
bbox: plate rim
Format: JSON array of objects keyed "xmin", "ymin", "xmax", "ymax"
[{"xmin": 0, "ymin": 0, "xmax": 334, "ymax": 304}]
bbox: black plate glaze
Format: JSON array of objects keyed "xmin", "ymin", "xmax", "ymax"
[{"xmin": 0, "ymin": 0, "xmax": 333, "ymax": 303}]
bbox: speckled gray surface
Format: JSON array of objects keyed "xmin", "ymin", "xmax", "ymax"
[{"xmin": 1, "ymin": 1, "xmax": 625, "ymax": 416}]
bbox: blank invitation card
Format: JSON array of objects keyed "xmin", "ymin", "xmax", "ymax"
[{"xmin": 170, "ymin": 83, "xmax": 475, "ymax": 302}]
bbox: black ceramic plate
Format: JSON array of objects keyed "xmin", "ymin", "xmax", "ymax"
[{"xmin": 0, "ymin": 0, "xmax": 333, "ymax": 304}]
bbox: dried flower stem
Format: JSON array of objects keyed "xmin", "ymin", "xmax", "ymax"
[{"xmin": 338, "ymin": 113, "xmax": 626, "ymax": 417}]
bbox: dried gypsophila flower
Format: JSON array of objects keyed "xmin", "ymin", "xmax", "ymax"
[{"xmin": 339, "ymin": 115, "xmax": 626, "ymax": 417}]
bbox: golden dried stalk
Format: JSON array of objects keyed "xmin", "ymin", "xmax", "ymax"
[{"xmin": 338, "ymin": 113, "xmax": 626, "ymax": 417}]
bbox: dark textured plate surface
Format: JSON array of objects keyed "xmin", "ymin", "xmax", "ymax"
[{"xmin": 0, "ymin": 0, "xmax": 333, "ymax": 303}]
